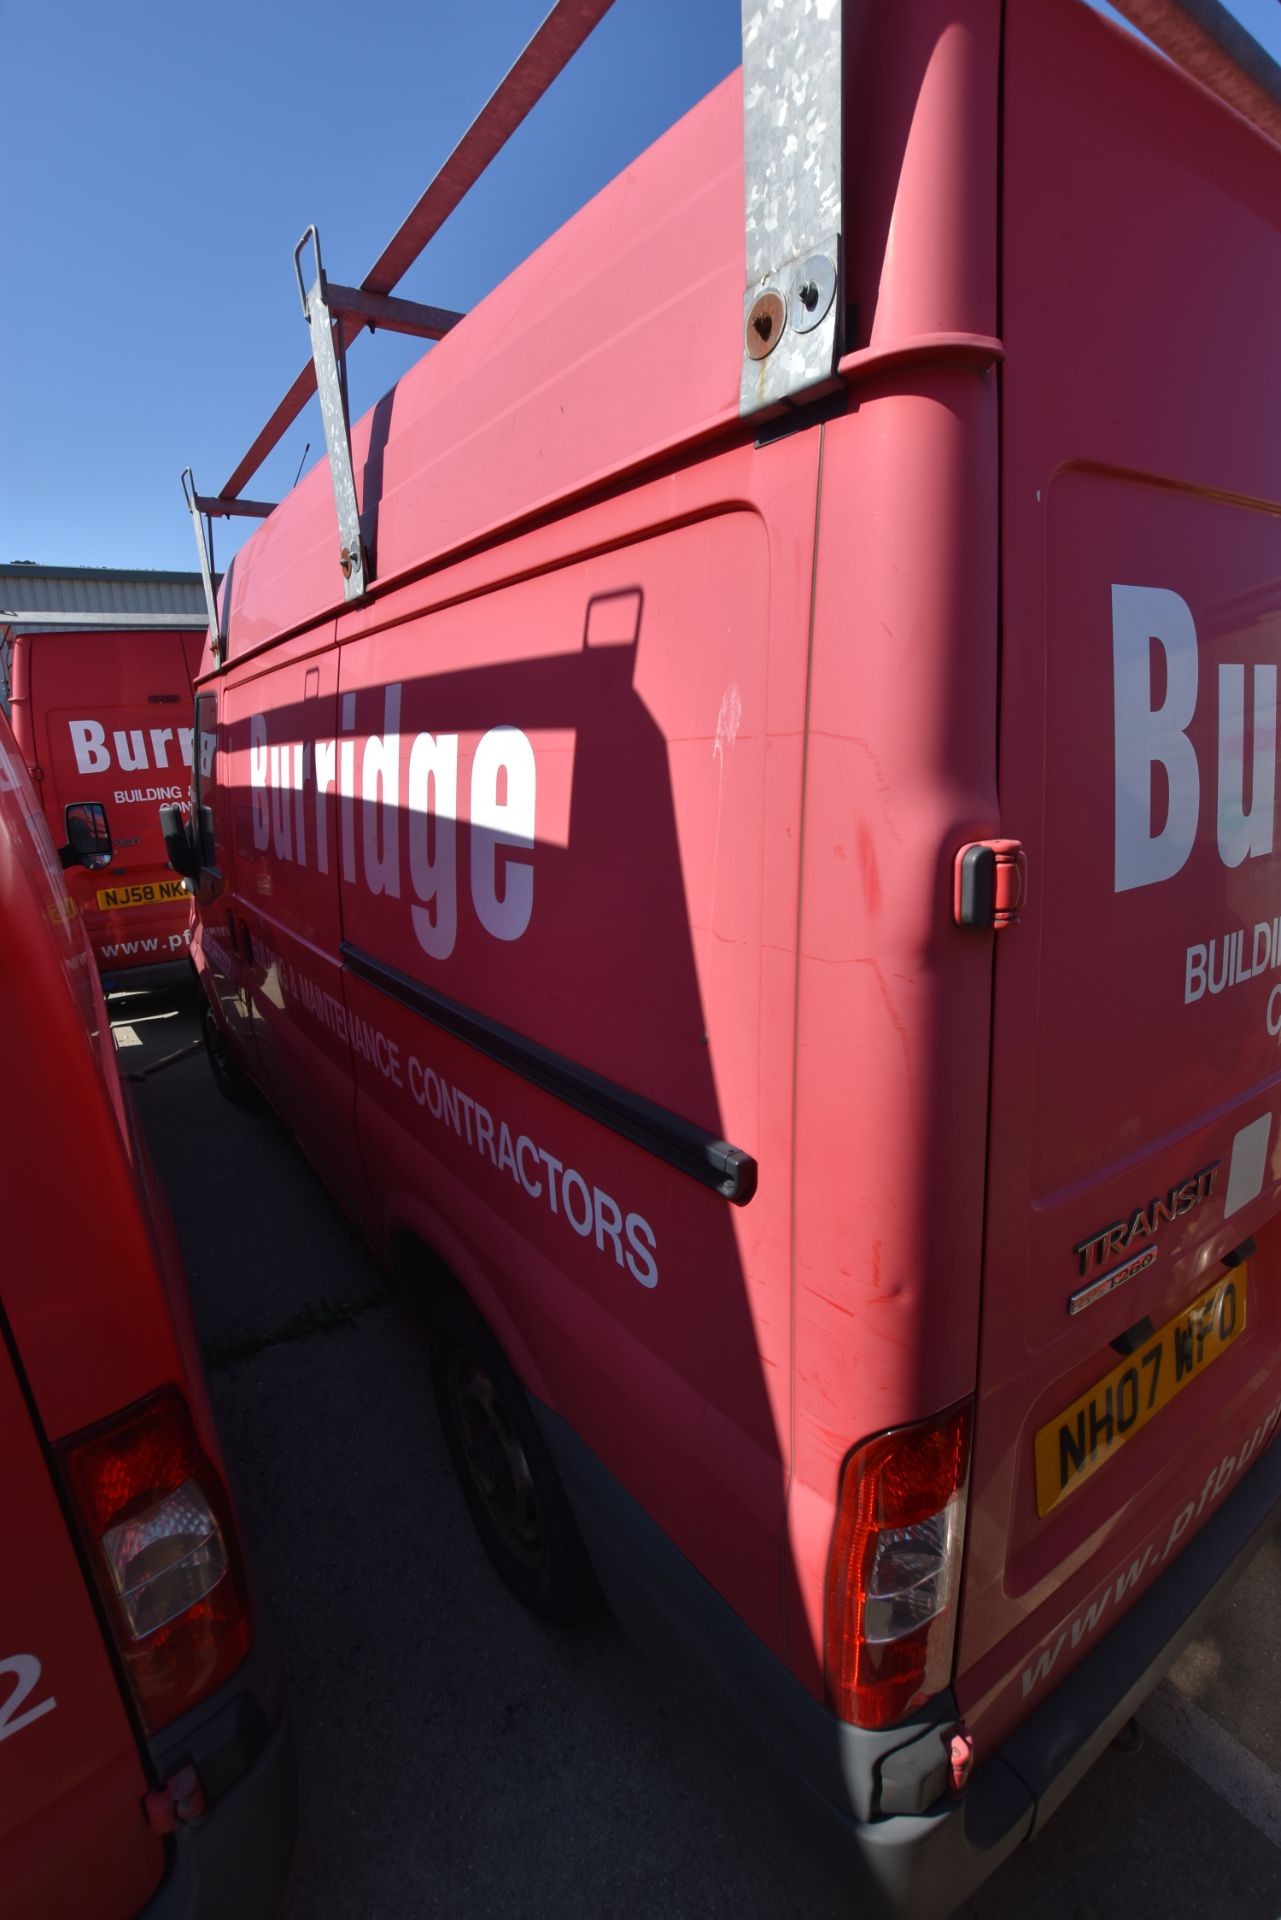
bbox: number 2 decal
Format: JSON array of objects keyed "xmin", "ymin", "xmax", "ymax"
[{"xmin": 0, "ymin": 1655, "xmax": 56, "ymax": 1744}]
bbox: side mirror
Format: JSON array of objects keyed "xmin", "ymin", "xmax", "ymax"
[
  {"xmin": 159, "ymin": 802, "xmax": 200, "ymax": 879},
  {"xmin": 59, "ymin": 802, "xmax": 113, "ymax": 871}
]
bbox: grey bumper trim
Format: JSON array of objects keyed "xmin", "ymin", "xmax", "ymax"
[{"xmin": 140, "ymin": 1707, "xmax": 295, "ymax": 1920}]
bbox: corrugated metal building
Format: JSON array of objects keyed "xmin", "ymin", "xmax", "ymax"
[
  {"xmin": 0, "ymin": 562, "xmax": 209, "ymax": 632},
  {"xmin": 0, "ymin": 563, "xmax": 211, "ymax": 708}
]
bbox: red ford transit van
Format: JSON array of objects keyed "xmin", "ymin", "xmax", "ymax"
[
  {"xmin": 169, "ymin": 2, "xmax": 1281, "ymax": 1911},
  {"xmin": 8, "ymin": 627, "xmax": 204, "ymax": 984},
  {"xmin": 0, "ymin": 707, "xmax": 294, "ymax": 1917}
]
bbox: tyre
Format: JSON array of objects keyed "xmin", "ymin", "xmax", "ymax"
[
  {"xmin": 202, "ymin": 1000, "xmax": 256, "ymax": 1107},
  {"xmin": 429, "ymin": 1291, "xmax": 598, "ymax": 1623}
]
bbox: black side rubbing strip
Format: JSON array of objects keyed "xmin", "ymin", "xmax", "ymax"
[{"xmin": 340, "ymin": 943, "xmax": 758, "ymax": 1206}]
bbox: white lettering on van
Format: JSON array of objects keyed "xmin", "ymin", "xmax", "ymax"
[
  {"xmin": 68, "ymin": 718, "xmax": 197, "ymax": 778},
  {"xmin": 1112, "ymin": 585, "xmax": 1201, "ymax": 892},
  {"xmin": 470, "ymin": 725, "xmax": 535, "ymax": 942},
  {"xmin": 1112, "ymin": 584, "xmax": 1281, "ymax": 893},
  {"xmin": 0, "ymin": 1654, "xmax": 57, "ymax": 1745},
  {"xmin": 250, "ymin": 714, "xmax": 269, "ymax": 850},
  {"xmin": 1020, "ymin": 1632, "xmax": 1067, "ymax": 1698},
  {"xmin": 115, "ymin": 729, "xmax": 148, "ymax": 772},
  {"xmin": 362, "ymin": 684, "xmax": 401, "ymax": 898},
  {"xmin": 1218, "ymin": 663, "xmax": 1277, "ymax": 868},
  {"xmin": 247, "ymin": 686, "xmax": 538, "ymax": 955},
  {"xmin": 294, "ymin": 742, "xmax": 307, "ymax": 867},
  {"xmin": 112, "ymin": 786, "xmax": 184, "ymax": 806},
  {"xmin": 313, "ymin": 737, "xmax": 336, "ymax": 874},
  {"xmin": 407, "ymin": 731, "xmax": 458, "ymax": 960},
  {"xmin": 270, "ymin": 746, "xmax": 291, "ymax": 860},
  {"xmin": 624, "ymin": 1212, "xmax": 659, "ymax": 1288},
  {"xmin": 246, "ymin": 932, "xmax": 658, "ymax": 1288},
  {"xmin": 1185, "ymin": 917, "xmax": 1281, "ymax": 1006},
  {"xmin": 69, "ymin": 719, "xmax": 110, "ymax": 774}
]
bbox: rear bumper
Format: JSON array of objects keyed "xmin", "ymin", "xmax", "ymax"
[
  {"xmin": 536, "ymin": 1402, "xmax": 1281, "ymax": 1920},
  {"xmin": 836, "ymin": 1424, "xmax": 1281, "ymax": 1917},
  {"xmin": 139, "ymin": 1708, "xmax": 295, "ymax": 1920}
]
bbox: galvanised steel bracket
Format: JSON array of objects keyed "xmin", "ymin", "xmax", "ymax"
[
  {"xmin": 180, "ymin": 467, "xmax": 224, "ymax": 663},
  {"xmin": 739, "ymin": 0, "xmax": 843, "ymax": 418},
  {"xmin": 294, "ymin": 225, "xmax": 369, "ymax": 603}
]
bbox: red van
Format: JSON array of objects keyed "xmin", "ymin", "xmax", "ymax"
[
  {"xmin": 168, "ymin": 2, "xmax": 1281, "ymax": 1911},
  {"xmin": 0, "ymin": 706, "xmax": 293, "ymax": 1918},
  {"xmin": 8, "ymin": 627, "xmax": 204, "ymax": 984}
]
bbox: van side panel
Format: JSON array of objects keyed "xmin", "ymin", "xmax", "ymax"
[
  {"xmin": 219, "ymin": 636, "xmax": 372, "ymax": 1229},
  {"xmin": 264, "ymin": 439, "xmax": 820, "ymax": 1659},
  {"xmin": 957, "ymin": 0, "xmax": 1281, "ymax": 1747}
]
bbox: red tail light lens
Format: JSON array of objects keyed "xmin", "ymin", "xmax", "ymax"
[
  {"xmin": 825, "ymin": 1401, "xmax": 973, "ymax": 1731},
  {"xmin": 61, "ymin": 1392, "xmax": 251, "ymax": 1733}
]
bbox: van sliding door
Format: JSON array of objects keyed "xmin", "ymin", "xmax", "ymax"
[{"xmin": 221, "ymin": 636, "xmax": 370, "ymax": 1229}]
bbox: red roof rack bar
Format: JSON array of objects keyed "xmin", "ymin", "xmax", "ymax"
[
  {"xmin": 218, "ymin": 0, "xmax": 615, "ymax": 502},
  {"xmin": 207, "ymin": 0, "xmax": 1281, "ymax": 519}
]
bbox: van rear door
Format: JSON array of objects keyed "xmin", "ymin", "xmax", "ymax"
[
  {"xmin": 955, "ymin": 0, "xmax": 1281, "ymax": 1744},
  {"xmin": 32, "ymin": 630, "xmax": 200, "ymax": 971},
  {"xmin": 0, "ymin": 1323, "xmax": 163, "ymax": 1919}
]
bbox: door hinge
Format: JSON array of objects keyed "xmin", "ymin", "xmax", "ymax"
[
  {"xmin": 143, "ymin": 1764, "xmax": 207, "ymax": 1835},
  {"xmin": 953, "ymin": 839, "xmax": 1027, "ymax": 930}
]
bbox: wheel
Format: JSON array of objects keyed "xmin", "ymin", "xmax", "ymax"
[
  {"xmin": 429, "ymin": 1291, "xmax": 598, "ymax": 1623},
  {"xmin": 202, "ymin": 1000, "xmax": 255, "ymax": 1107}
]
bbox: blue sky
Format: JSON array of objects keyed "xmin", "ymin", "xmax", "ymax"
[{"xmin": 1, "ymin": 0, "xmax": 1279, "ymax": 577}]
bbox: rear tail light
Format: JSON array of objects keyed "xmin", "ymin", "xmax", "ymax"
[
  {"xmin": 825, "ymin": 1400, "xmax": 973, "ymax": 1731},
  {"xmin": 61, "ymin": 1391, "xmax": 251, "ymax": 1733}
]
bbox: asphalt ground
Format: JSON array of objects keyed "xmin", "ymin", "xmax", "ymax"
[{"xmin": 116, "ymin": 980, "xmax": 1281, "ymax": 1919}]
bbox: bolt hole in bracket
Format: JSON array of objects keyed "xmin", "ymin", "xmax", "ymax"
[
  {"xmin": 741, "ymin": 235, "xmax": 843, "ymax": 405},
  {"xmin": 743, "ymin": 248, "xmax": 839, "ymax": 365},
  {"xmin": 738, "ymin": 0, "xmax": 843, "ymax": 415}
]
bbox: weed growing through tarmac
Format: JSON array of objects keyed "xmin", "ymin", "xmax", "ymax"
[{"xmin": 204, "ymin": 1288, "xmax": 391, "ymax": 1371}]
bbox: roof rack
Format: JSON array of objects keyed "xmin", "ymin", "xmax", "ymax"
[
  {"xmin": 181, "ymin": 0, "xmax": 1281, "ymax": 642},
  {"xmin": 182, "ymin": 0, "xmax": 851, "ymax": 632}
]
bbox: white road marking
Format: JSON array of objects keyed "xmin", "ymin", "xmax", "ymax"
[
  {"xmin": 1139, "ymin": 1681, "xmax": 1281, "ymax": 1852},
  {"xmin": 111, "ymin": 1025, "xmax": 143, "ymax": 1048}
]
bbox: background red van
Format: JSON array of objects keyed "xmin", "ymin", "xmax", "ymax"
[
  {"xmin": 8, "ymin": 627, "xmax": 204, "ymax": 983},
  {"xmin": 0, "ymin": 705, "xmax": 293, "ymax": 1917}
]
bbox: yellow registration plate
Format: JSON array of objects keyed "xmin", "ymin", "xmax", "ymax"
[
  {"xmin": 1034, "ymin": 1268, "xmax": 1247, "ymax": 1517},
  {"xmin": 96, "ymin": 879, "xmax": 187, "ymax": 911}
]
